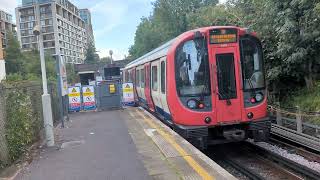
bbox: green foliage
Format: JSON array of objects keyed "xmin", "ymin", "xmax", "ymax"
[
  {"xmin": 100, "ymin": 56, "xmax": 112, "ymax": 64},
  {"xmin": 5, "ymin": 32, "xmax": 25, "ymax": 74},
  {"xmin": 5, "ymin": 90, "xmax": 34, "ymax": 162},
  {"xmin": 130, "ymin": 0, "xmax": 320, "ymax": 100},
  {"xmin": 66, "ymin": 63, "xmax": 78, "ymax": 84},
  {"xmin": 4, "ymin": 34, "xmax": 56, "ymax": 82},
  {"xmin": 283, "ymin": 81, "xmax": 320, "ymax": 125},
  {"xmin": 84, "ymin": 43, "xmax": 99, "ymax": 64},
  {"xmin": 129, "ymin": 0, "xmax": 219, "ymax": 59}
]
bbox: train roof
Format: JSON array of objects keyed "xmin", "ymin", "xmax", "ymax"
[
  {"xmin": 125, "ymin": 26, "xmax": 244, "ymax": 70},
  {"xmin": 125, "ymin": 38, "xmax": 176, "ymax": 69}
]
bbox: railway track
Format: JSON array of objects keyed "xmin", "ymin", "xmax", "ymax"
[
  {"xmin": 269, "ymin": 136, "xmax": 320, "ymax": 163},
  {"xmin": 207, "ymin": 142, "xmax": 320, "ymax": 180},
  {"xmin": 271, "ymin": 123, "xmax": 320, "ymax": 152}
]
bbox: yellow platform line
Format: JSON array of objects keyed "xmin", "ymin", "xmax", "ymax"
[{"xmin": 132, "ymin": 110, "xmax": 214, "ymax": 180}]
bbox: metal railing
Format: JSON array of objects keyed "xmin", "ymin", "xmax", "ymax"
[{"xmin": 269, "ymin": 105, "xmax": 320, "ymax": 152}]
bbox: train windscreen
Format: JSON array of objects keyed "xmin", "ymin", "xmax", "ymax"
[
  {"xmin": 240, "ymin": 37, "xmax": 265, "ymax": 90},
  {"xmin": 175, "ymin": 39, "xmax": 211, "ymax": 97}
]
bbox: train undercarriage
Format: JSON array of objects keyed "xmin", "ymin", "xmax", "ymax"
[{"xmin": 174, "ymin": 118, "xmax": 271, "ymax": 150}]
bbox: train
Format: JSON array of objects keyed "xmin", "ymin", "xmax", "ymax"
[{"xmin": 123, "ymin": 26, "xmax": 270, "ymax": 149}]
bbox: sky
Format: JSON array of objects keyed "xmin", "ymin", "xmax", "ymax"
[{"xmin": 0, "ymin": 0, "xmax": 226, "ymax": 60}]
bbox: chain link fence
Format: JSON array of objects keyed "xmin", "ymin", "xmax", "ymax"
[{"xmin": 0, "ymin": 81, "xmax": 60, "ymax": 169}]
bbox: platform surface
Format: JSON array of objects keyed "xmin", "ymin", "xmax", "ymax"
[{"xmin": 13, "ymin": 107, "xmax": 235, "ymax": 180}]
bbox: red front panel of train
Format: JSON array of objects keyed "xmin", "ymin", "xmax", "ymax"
[{"xmin": 210, "ymin": 46, "xmax": 243, "ymax": 124}]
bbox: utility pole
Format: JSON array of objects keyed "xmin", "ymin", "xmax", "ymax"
[{"xmin": 33, "ymin": 25, "xmax": 55, "ymax": 147}]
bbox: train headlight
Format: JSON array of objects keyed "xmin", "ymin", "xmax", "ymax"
[
  {"xmin": 255, "ymin": 93, "xmax": 263, "ymax": 102},
  {"xmin": 187, "ymin": 99, "xmax": 198, "ymax": 109}
]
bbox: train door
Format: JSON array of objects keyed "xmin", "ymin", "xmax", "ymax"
[
  {"xmin": 211, "ymin": 47, "xmax": 242, "ymax": 124},
  {"xmin": 138, "ymin": 66, "xmax": 147, "ymax": 104},
  {"xmin": 135, "ymin": 68, "xmax": 141, "ymax": 101},
  {"xmin": 130, "ymin": 69, "xmax": 139, "ymax": 103},
  {"xmin": 158, "ymin": 57, "xmax": 171, "ymax": 120},
  {"xmin": 151, "ymin": 60, "xmax": 161, "ymax": 113},
  {"xmin": 144, "ymin": 63, "xmax": 155, "ymax": 112}
]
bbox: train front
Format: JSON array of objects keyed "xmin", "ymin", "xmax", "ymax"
[{"xmin": 167, "ymin": 26, "xmax": 270, "ymax": 148}]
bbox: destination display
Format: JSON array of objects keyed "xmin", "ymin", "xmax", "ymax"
[{"xmin": 209, "ymin": 29, "xmax": 238, "ymax": 44}]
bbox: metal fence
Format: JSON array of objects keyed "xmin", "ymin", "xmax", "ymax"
[{"xmin": 0, "ymin": 81, "xmax": 60, "ymax": 168}]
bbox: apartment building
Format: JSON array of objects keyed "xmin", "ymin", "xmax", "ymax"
[
  {"xmin": 0, "ymin": 9, "xmax": 16, "ymax": 49},
  {"xmin": 16, "ymin": 0, "xmax": 88, "ymax": 64},
  {"xmin": 79, "ymin": 9, "xmax": 94, "ymax": 46}
]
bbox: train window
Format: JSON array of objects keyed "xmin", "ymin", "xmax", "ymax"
[
  {"xmin": 240, "ymin": 37, "xmax": 265, "ymax": 90},
  {"xmin": 136, "ymin": 69, "xmax": 140, "ymax": 87},
  {"xmin": 141, "ymin": 69, "xmax": 145, "ymax": 88},
  {"xmin": 124, "ymin": 71, "xmax": 129, "ymax": 82},
  {"xmin": 161, "ymin": 61, "xmax": 165, "ymax": 93},
  {"xmin": 128, "ymin": 71, "xmax": 132, "ymax": 82},
  {"xmin": 152, "ymin": 66, "xmax": 158, "ymax": 91},
  {"xmin": 216, "ymin": 53, "xmax": 237, "ymax": 100},
  {"xmin": 175, "ymin": 39, "xmax": 211, "ymax": 96}
]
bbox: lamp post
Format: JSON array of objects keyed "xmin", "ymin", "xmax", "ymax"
[
  {"xmin": 109, "ymin": 50, "xmax": 113, "ymax": 65},
  {"xmin": 33, "ymin": 25, "xmax": 55, "ymax": 147}
]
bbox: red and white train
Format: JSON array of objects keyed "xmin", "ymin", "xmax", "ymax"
[{"xmin": 123, "ymin": 26, "xmax": 270, "ymax": 149}]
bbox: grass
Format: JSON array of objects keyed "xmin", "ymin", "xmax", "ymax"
[{"xmin": 282, "ymin": 81, "xmax": 320, "ymax": 125}]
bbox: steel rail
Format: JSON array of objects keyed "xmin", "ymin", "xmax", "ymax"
[
  {"xmin": 245, "ymin": 141, "xmax": 320, "ymax": 180},
  {"xmin": 271, "ymin": 123, "xmax": 320, "ymax": 152},
  {"xmin": 222, "ymin": 156, "xmax": 264, "ymax": 180}
]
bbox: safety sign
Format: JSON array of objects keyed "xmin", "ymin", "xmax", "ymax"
[
  {"xmin": 82, "ymin": 86, "xmax": 96, "ymax": 111},
  {"xmin": 122, "ymin": 83, "xmax": 134, "ymax": 105},
  {"xmin": 68, "ymin": 86, "xmax": 81, "ymax": 111}
]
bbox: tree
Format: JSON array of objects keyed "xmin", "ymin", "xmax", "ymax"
[
  {"xmin": 84, "ymin": 43, "xmax": 99, "ymax": 64},
  {"xmin": 272, "ymin": 0, "xmax": 320, "ymax": 90},
  {"xmin": 5, "ymin": 32, "xmax": 25, "ymax": 74},
  {"xmin": 129, "ymin": 0, "xmax": 219, "ymax": 59},
  {"xmin": 100, "ymin": 56, "xmax": 112, "ymax": 64}
]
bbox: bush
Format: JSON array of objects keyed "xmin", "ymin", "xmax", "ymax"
[{"xmin": 5, "ymin": 90, "xmax": 34, "ymax": 162}]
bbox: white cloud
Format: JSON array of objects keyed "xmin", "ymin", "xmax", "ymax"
[
  {"xmin": 97, "ymin": 48, "xmax": 128, "ymax": 60},
  {"xmin": 0, "ymin": 0, "xmax": 17, "ymax": 15},
  {"xmin": 219, "ymin": 0, "xmax": 227, "ymax": 4}
]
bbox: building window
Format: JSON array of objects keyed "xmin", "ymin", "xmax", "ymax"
[
  {"xmin": 41, "ymin": 19, "xmax": 53, "ymax": 26},
  {"xmin": 43, "ymin": 33, "xmax": 54, "ymax": 41},
  {"xmin": 43, "ymin": 41, "xmax": 55, "ymax": 48}
]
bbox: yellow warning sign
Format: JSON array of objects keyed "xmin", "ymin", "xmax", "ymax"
[
  {"xmin": 123, "ymin": 88, "xmax": 133, "ymax": 93},
  {"xmin": 68, "ymin": 87, "xmax": 80, "ymax": 97},
  {"xmin": 122, "ymin": 83, "xmax": 134, "ymax": 103},
  {"xmin": 109, "ymin": 84, "xmax": 116, "ymax": 94}
]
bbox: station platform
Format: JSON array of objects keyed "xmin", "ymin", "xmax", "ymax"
[{"xmin": 13, "ymin": 107, "xmax": 235, "ymax": 180}]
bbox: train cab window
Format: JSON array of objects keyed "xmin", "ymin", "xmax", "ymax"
[
  {"xmin": 175, "ymin": 39, "xmax": 211, "ymax": 96},
  {"xmin": 141, "ymin": 69, "xmax": 145, "ymax": 88},
  {"xmin": 152, "ymin": 66, "xmax": 158, "ymax": 91},
  {"xmin": 240, "ymin": 37, "xmax": 265, "ymax": 90},
  {"xmin": 161, "ymin": 61, "xmax": 165, "ymax": 93},
  {"xmin": 136, "ymin": 69, "xmax": 140, "ymax": 87}
]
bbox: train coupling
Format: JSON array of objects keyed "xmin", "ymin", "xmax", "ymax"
[
  {"xmin": 223, "ymin": 129, "xmax": 246, "ymax": 141},
  {"xmin": 248, "ymin": 117, "xmax": 271, "ymax": 142}
]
